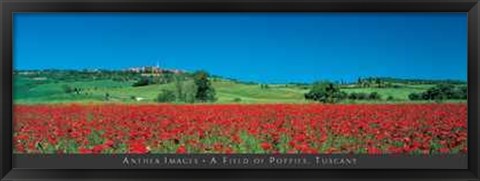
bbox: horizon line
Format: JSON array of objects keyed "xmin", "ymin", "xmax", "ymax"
[{"xmin": 13, "ymin": 68, "xmax": 468, "ymax": 84}]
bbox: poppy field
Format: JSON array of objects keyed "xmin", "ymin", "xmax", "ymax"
[{"xmin": 13, "ymin": 103, "xmax": 467, "ymax": 154}]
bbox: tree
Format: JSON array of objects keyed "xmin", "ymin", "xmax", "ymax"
[
  {"xmin": 369, "ymin": 92, "xmax": 382, "ymax": 100},
  {"xmin": 62, "ymin": 85, "xmax": 74, "ymax": 94},
  {"xmin": 304, "ymin": 81, "xmax": 346, "ymax": 103},
  {"xmin": 387, "ymin": 96, "xmax": 394, "ymax": 101},
  {"xmin": 174, "ymin": 76, "xmax": 185, "ymax": 102},
  {"xmin": 408, "ymin": 93, "xmax": 422, "ymax": 100},
  {"xmin": 454, "ymin": 86, "xmax": 468, "ymax": 99},
  {"xmin": 356, "ymin": 92, "xmax": 368, "ymax": 100},
  {"xmin": 435, "ymin": 84, "xmax": 455, "ymax": 100},
  {"xmin": 183, "ymin": 80, "xmax": 198, "ymax": 103},
  {"xmin": 193, "ymin": 71, "xmax": 216, "ymax": 102},
  {"xmin": 408, "ymin": 84, "xmax": 467, "ymax": 101},
  {"xmin": 132, "ymin": 78, "xmax": 151, "ymax": 87},
  {"xmin": 348, "ymin": 92, "xmax": 358, "ymax": 100},
  {"xmin": 104, "ymin": 93, "xmax": 110, "ymax": 101},
  {"xmin": 348, "ymin": 92, "xmax": 369, "ymax": 100},
  {"xmin": 260, "ymin": 84, "xmax": 270, "ymax": 89},
  {"xmin": 156, "ymin": 89, "xmax": 176, "ymax": 103}
]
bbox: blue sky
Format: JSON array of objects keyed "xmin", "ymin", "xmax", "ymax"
[{"xmin": 14, "ymin": 13, "xmax": 467, "ymax": 83}]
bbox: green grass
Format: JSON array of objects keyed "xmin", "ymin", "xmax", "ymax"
[
  {"xmin": 13, "ymin": 76, "xmax": 464, "ymax": 104},
  {"xmin": 342, "ymin": 86, "xmax": 430, "ymax": 101},
  {"xmin": 14, "ymin": 78, "xmax": 134, "ymax": 104},
  {"xmin": 213, "ymin": 80, "xmax": 308, "ymax": 104},
  {"xmin": 14, "ymin": 77, "xmax": 310, "ymax": 104}
]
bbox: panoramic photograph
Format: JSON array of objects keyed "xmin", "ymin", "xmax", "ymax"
[{"xmin": 13, "ymin": 13, "xmax": 467, "ymax": 154}]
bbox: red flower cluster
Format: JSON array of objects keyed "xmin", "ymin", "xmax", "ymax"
[{"xmin": 13, "ymin": 103, "xmax": 467, "ymax": 154}]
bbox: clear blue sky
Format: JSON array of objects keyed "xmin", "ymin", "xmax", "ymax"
[{"xmin": 14, "ymin": 13, "xmax": 467, "ymax": 83}]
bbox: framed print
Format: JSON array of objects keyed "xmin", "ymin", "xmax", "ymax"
[{"xmin": 1, "ymin": 0, "xmax": 479, "ymax": 180}]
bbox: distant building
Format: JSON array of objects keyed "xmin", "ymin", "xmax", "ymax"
[{"xmin": 125, "ymin": 65, "xmax": 184, "ymax": 75}]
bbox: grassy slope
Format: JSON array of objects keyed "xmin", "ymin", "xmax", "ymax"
[
  {"xmin": 14, "ymin": 77, "xmax": 456, "ymax": 104},
  {"xmin": 342, "ymin": 85, "xmax": 434, "ymax": 101},
  {"xmin": 14, "ymin": 78, "xmax": 309, "ymax": 104},
  {"xmin": 213, "ymin": 81, "xmax": 308, "ymax": 103}
]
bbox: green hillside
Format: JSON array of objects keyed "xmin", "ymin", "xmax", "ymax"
[
  {"xmin": 14, "ymin": 74, "xmax": 456, "ymax": 104},
  {"xmin": 14, "ymin": 77, "xmax": 304, "ymax": 104}
]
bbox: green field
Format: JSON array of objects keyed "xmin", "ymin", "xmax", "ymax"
[{"xmin": 14, "ymin": 74, "xmax": 463, "ymax": 104}]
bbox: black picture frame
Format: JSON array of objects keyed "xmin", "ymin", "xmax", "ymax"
[{"xmin": 1, "ymin": 0, "xmax": 479, "ymax": 180}]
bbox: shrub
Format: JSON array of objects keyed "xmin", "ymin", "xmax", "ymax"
[
  {"xmin": 348, "ymin": 92, "xmax": 377, "ymax": 100},
  {"xmin": 387, "ymin": 96, "xmax": 394, "ymax": 101}
]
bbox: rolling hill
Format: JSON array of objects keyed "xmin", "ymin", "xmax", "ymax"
[{"xmin": 13, "ymin": 74, "xmax": 454, "ymax": 104}]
